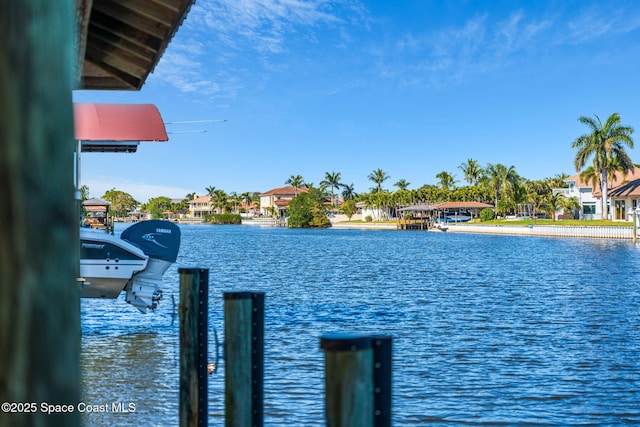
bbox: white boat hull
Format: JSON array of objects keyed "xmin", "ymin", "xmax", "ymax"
[{"xmin": 79, "ymin": 221, "xmax": 180, "ymax": 313}]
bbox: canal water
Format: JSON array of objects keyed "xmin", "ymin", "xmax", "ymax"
[{"xmin": 81, "ymin": 224, "xmax": 640, "ymax": 426}]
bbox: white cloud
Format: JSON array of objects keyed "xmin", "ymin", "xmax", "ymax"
[{"xmin": 152, "ymin": 0, "xmax": 363, "ymax": 96}]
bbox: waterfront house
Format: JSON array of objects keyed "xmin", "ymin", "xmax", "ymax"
[
  {"xmin": 553, "ymin": 175, "xmax": 599, "ymax": 219},
  {"xmin": 188, "ymin": 195, "xmax": 212, "ymax": 219},
  {"xmin": 555, "ymin": 170, "xmax": 640, "ymax": 221},
  {"xmin": 259, "ymin": 186, "xmax": 308, "ymax": 217},
  {"xmin": 593, "ymin": 169, "xmax": 640, "ymax": 221}
]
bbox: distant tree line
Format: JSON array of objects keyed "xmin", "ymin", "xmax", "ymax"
[{"xmin": 82, "ymin": 113, "xmax": 634, "ymax": 224}]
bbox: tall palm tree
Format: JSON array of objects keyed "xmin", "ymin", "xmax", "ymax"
[
  {"xmin": 394, "ymin": 179, "xmax": 411, "ymax": 191},
  {"xmin": 485, "ymin": 163, "xmax": 519, "ymax": 207},
  {"xmin": 459, "ymin": 158, "xmax": 483, "ymax": 186},
  {"xmin": 240, "ymin": 191, "xmax": 252, "ymax": 206},
  {"xmin": 435, "ymin": 171, "xmax": 457, "ymax": 191},
  {"xmin": 572, "ymin": 113, "xmax": 634, "ymax": 219},
  {"xmin": 368, "ymin": 168, "xmax": 389, "ymax": 193},
  {"xmin": 341, "ymin": 183, "xmax": 357, "ymax": 201},
  {"xmin": 320, "ymin": 171, "xmax": 342, "ymax": 206},
  {"xmin": 285, "ymin": 175, "xmax": 305, "ymax": 192},
  {"xmin": 205, "ymin": 186, "xmax": 217, "ymax": 215}
]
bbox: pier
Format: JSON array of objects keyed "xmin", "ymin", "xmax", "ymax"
[{"xmin": 396, "ymin": 217, "xmax": 431, "ymax": 230}]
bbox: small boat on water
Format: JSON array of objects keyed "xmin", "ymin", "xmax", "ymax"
[{"xmin": 79, "ymin": 220, "xmax": 180, "ymax": 312}]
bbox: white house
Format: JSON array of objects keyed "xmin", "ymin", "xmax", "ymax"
[
  {"xmin": 593, "ymin": 169, "xmax": 640, "ymax": 221},
  {"xmin": 553, "ymin": 174, "xmax": 599, "ymax": 219},
  {"xmin": 555, "ymin": 170, "xmax": 640, "ymax": 221},
  {"xmin": 259, "ymin": 186, "xmax": 308, "ymax": 217}
]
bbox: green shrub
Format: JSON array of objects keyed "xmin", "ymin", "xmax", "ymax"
[
  {"xmin": 479, "ymin": 208, "xmax": 495, "ymax": 222},
  {"xmin": 365, "ymin": 215, "xmax": 373, "ymax": 222},
  {"xmin": 210, "ymin": 213, "xmax": 241, "ymax": 224}
]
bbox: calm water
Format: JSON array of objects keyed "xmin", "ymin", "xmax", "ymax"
[{"xmin": 81, "ymin": 224, "xmax": 640, "ymax": 426}]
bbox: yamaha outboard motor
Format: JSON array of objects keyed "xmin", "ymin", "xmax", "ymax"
[{"xmin": 121, "ymin": 220, "xmax": 181, "ymax": 312}]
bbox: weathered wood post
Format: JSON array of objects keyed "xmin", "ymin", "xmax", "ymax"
[
  {"xmin": 372, "ymin": 336, "xmax": 392, "ymax": 427},
  {"xmin": 320, "ymin": 334, "xmax": 393, "ymax": 427},
  {"xmin": 179, "ymin": 268, "xmax": 209, "ymax": 427},
  {"xmin": 224, "ymin": 292, "xmax": 264, "ymax": 427},
  {"xmin": 0, "ymin": 2, "xmax": 80, "ymax": 427},
  {"xmin": 320, "ymin": 334, "xmax": 374, "ymax": 427}
]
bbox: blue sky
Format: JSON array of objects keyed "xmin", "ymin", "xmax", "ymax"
[{"xmin": 73, "ymin": 0, "xmax": 640, "ymax": 203}]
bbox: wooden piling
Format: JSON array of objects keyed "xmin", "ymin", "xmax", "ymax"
[
  {"xmin": 320, "ymin": 334, "xmax": 374, "ymax": 427},
  {"xmin": 372, "ymin": 336, "xmax": 392, "ymax": 427},
  {"xmin": 0, "ymin": 2, "xmax": 80, "ymax": 427},
  {"xmin": 224, "ymin": 292, "xmax": 265, "ymax": 427},
  {"xmin": 179, "ymin": 268, "xmax": 209, "ymax": 427}
]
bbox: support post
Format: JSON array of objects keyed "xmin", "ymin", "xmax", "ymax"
[
  {"xmin": 0, "ymin": 2, "xmax": 79, "ymax": 427},
  {"xmin": 372, "ymin": 336, "xmax": 392, "ymax": 427},
  {"xmin": 179, "ymin": 268, "xmax": 209, "ymax": 427},
  {"xmin": 224, "ymin": 292, "xmax": 264, "ymax": 427},
  {"xmin": 320, "ymin": 334, "xmax": 374, "ymax": 427}
]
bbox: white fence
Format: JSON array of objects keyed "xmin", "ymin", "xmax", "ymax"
[{"xmin": 446, "ymin": 224, "xmax": 635, "ymax": 240}]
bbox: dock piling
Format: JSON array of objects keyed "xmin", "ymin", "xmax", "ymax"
[
  {"xmin": 179, "ymin": 268, "xmax": 209, "ymax": 427},
  {"xmin": 320, "ymin": 334, "xmax": 392, "ymax": 427},
  {"xmin": 224, "ymin": 292, "xmax": 265, "ymax": 427}
]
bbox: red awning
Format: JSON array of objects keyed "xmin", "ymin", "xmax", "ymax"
[{"xmin": 74, "ymin": 103, "xmax": 168, "ymax": 151}]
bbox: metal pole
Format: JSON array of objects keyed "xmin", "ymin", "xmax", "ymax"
[{"xmin": 179, "ymin": 268, "xmax": 209, "ymax": 427}]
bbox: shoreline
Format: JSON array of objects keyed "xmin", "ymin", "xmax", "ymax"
[{"xmin": 330, "ymin": 221, "xmax": 635, "ymax": 239}]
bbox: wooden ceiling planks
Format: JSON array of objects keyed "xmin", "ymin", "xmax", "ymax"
[{"xmin": 78, "ymin": 0, "xmax": 195, "ymax": 90}]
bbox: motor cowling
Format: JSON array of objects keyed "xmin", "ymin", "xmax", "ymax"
[{"xmin": 121, "ymin": 220, "xmax": 181, "ymax": 312}]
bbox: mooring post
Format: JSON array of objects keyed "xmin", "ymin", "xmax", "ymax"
[
  {"xmin": 372, "ymin": 336, "xmax": 392, "ymax": 427},
  {"xmin": 1, "ymin": 2, "xmax": 80, "ymax": 427},
  {"xmin": 224, "ymin": 292, "xmax": 265, "ymax": 427},
  {"xmin": 179, "ymin": 268, "xmax": 209, "ymax": 427},
  {"xmin": 320, "ymin": 334, "xmax": 374, "ymax": 427}
]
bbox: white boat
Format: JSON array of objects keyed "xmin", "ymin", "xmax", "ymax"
[{"xmin": 79, "ymin": 220, "xmax": 180, "ymax": 313}]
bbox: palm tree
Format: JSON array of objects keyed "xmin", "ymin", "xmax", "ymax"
[
  {"xmin": 228, "ymin": 191, "xmax": 239, "ymax": 213},
  {"xmin": 394, "ymin": 179, "xmax": 411, "ymax": 191},
  {"xmin": 320, "ymin": 171, "xmax": 342, "ymax": 206},
  {"xmin": 572, "ymin": 113, "xmax": 634, "ymax": 219},
  {"xmin": 485, "ymin": 163, "xmax": 519, "ymax": 207},
  {"xmin": 459, "ymin": 159, "xmax": 483, "ymax": 186},
  {"xmin": 240, "ymin": 192, "xmax": 253, "ymax": 208},
  {"xmin": 205, "ymin": 186, "xmax": 217, "ymax": 215},
  {"xmin": 341, "ymin": 183, "xmax": 357, "ymax": 201},
  {"xmin": 546, "ymin": 173, "xmax": 569, "ymax": 189},
  {"xmin": 435, "ymin": 171, "xmax": 457, "ymax": 191},
  {"xmin": 285, "ymin": 175, "xmax": 305, "ymax": 191},
  {"xmin": 544, "ymin": 192, "xmax": 566, "ymax": 221},
  {"xmin": 368, "ymin": 168, "xmax": 389, "ymax": 193}
]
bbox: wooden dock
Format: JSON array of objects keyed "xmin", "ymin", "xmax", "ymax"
[{"xmin": 396, "ymin": 218, "xmax": 431, "ymax": 231}]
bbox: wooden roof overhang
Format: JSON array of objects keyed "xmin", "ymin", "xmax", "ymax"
[{"xmin": 76, "ymin": 0, "xmax": 195, "ymax": 90}]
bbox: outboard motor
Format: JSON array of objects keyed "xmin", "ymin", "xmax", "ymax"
[{"xmin": 121, "ymin": 220, "xmax": 181, "ymax": 312}]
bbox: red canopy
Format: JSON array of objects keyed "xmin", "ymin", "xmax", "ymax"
[{"xmin": 74, "ymin": 103, "xmax": 168, "ymax": 152}]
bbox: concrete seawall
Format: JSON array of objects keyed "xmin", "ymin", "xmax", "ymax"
[
  {"xmin": 330, "ymin": 221, "xmax": 635, "ymax": 239},
  {"xmin": 439, "ymin": 224, "xmax": 634, "ymax": 239}
]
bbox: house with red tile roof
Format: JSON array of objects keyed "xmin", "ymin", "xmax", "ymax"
[
  {"xmin": 555, "ymin": 169, "xmax": 640, "ymax": 221},
  {"xmin": 592, "ymin": 169, "xmax": 640, "ymax": 221},
  {"xmin": 188, "ymin": 195, "xmax": 211, "ymax": 219},
  {"xmin": 259, "ymin": 186, "xmax": 308, "ymax": 217}
]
